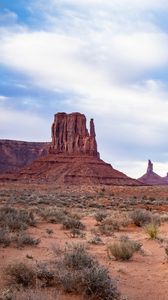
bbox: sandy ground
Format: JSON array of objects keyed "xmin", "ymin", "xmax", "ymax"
[
  {"xmin": 1, "ymin": 183, "xmax": 168, "ymax": 299},
  {"xmin": 1, "ymin": 216, "xmax": 168, "ymax": 300}
]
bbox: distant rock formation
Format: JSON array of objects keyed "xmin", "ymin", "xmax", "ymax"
[
  {"xmin": 1, "ymin": 112, "xmax": 140, "ymax": 186},
  {"xmin": 0, "ymin": 140, "xmax": 49, "ymax": 173},
  {"xmin": 138, "ymin": 160, "xmax": 168, "ymax": 185},
  {"xmin": 50, "ymin": 112, "xmax": 99, "ymax": 158},
  {"xmin": 147, "ymin": 160, "xmax": 153, "ymax": 174}
]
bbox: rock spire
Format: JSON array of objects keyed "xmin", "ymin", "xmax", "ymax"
[{"xmin": 147, "ymin": 160, "xmax": 153, "ymax": 174}]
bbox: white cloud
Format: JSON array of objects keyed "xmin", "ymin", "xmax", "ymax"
[
  {"xmin": 33, "ymin": 0, "xmax": 168, "ymax": 11},
  {"xmin": 1, "ymin": 0, "xmax": 168, "ymax": 177},
  {"xmin": 0, "ymin": 106, "xmax": 50, "ymax": 141},
  {"xmin": 0, "ymin": 96, "xmax": 8, "ymax": 101}
]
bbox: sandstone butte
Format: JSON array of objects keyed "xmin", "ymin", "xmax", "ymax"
[
  {"xmin": 138, "ymin": 160, "xmax": 168, "ymax": 185},
  {"xmin": 0, "ymin": 112, "xmax": 141, "ymax": 185}
]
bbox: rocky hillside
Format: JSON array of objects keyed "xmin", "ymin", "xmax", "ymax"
[{"xmin": 0, "ymin": 140, "xmax": 49, "ymax": 173}]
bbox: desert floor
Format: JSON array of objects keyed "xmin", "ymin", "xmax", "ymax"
[{"xmin": 0, "ymin": 183, "xmax": 168, "ymax": 300}]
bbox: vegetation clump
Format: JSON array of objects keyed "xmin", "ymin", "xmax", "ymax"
[
  {"xmin": 144, "ymin": 223, "xmax": 159, "ymax": 239},
  {"xmin": 4, "ymin": 244, "xmax": 120, "ymax": 300},
  {"xmin": 0, "ymin": 207, "xmax": 36, "ymax": 232},
  {"xmin": 0, "ymin": 228, "xmax": 11, "ymax": 247},
  {"xmin": 107, "ymin": 237, "xmax": 142, "ymax": 261},
  {"xmin": 16, "ymin": 233, "xmax": 40, "ymax": 247},
  {"xmin": 130, "ymin": 209, "xmax": 160, "ymax": 227},
  {"xmin": 40, "ymin": 207, "xmax": 67, "ymax": 224},
  {"xmin": 62, "ymin": 217, "xmax": 85, "ymax": 230},
  {"xmin": 5, "ymin": 262, "xmax": 36, "ymax": 287},
  {"xmin": 95, "ymin": 211, "xmax": 107, "ymax": 223}
]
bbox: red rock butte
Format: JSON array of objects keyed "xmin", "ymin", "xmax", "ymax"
[
  {"xmin": 19, "ymin": 112, "xmax": 141, "ymax": 185},
  {"xmin": 138, "ymin": 160, "xmax": 168, "ymax": 185},
  {"xmin": 49, "ymin": 112, "xmax": 99, "ymax": 158},
  {"xmin": 0, "ymin": 112, "xmax": 140, "ymax": 185}
]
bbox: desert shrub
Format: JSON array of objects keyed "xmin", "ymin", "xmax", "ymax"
[
  {"xmin": 17, "ymin": 234, "xmax": 40, "ymax": 247},
  {"xmin": 88, "ymin": 235, "xmax": 104, "ymax": 245},
  {"xmin": 0, "ymin": 228, "xmax": 11, "ymax": 246},
  {"xmin": 98, "ymin": 217, "xmax": 121, "ymax": 236},
  {"xmin": 144, "ymin": 223, "xmax": 159, "ymax": 239},
  {"xmin": 63, "ymin": 244, "xmax": 93, "ymax": 270},
  {"xmin": 40, "ymin": 207, "xmax": 67, "ymax": 224},
  {"xmin": 5, "ymin": 262, "xmax": 36, "ymax": 287},
  {"xmin": 99, "ymin": 223, "xmax": 115, "ymax": 236},
  {"xmin": 99, "ymin": 213, "xmax": 130, "ymax": 236},
  {"xmin": 107, "ymin": 239, "xmax": 138, "ymax": 261},
  {"xmin": 160, "ymin": 213, "xmax": 168, "ymax": 223},
  {"xmin": 62, "ymin": 217, "xmax": 85, "ymax": 230},
  {"xmin": 95, "ymin": 211, "xmax": 107, "ymax": 223},
  {"xmin": 83, "ymin": 264, "xmax": 119, "ymax": 300},
  {"xmin": 59, "ymin": 244, "xmax": 119, "ymax": 299},
  {"xmin": 119, "ymin": 236, "xmax": 142, "ymax": 252},
  {"xmin": 68, "ymin": 212, "xmax": 81, "ymax": 220},
  {"xmin": 36, "ymin": 263, "xmax": 55, "ymax": 287},
  {"xmin": 104, "ymin": 217, "xmax": 120, "ymax": 230},
  {"xmin": 4, "ymin": 243, "xmax": 120, "ymax": 300},
  {"xmin": 60, "ymin": 270, "xmax": 81, "ymax": 293},
  {"xmin": 0, "ymin": 207, "xmax": 36, "ymax": 232},
  {"xmin": 130, "ymin": 209, "xmax": 152, "ymax": 227}
]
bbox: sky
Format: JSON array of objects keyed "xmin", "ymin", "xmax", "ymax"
[{"xmin": 0, "ymin": 0, "xmax": 168, "ymax": 179}]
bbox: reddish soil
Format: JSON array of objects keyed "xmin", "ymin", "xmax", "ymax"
[
  {"xmin": 1, "ymin": 183, "xmax": 168, "ymax": 300},
  {"xmin": 1, "ymin": 218, "xmax": 168, "ymax": 300}
]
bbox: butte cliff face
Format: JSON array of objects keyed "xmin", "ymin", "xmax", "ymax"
[
  {"xmin": 138, "ymin": 160, "xmax": 168, "ymax": 185},
  {"xmin": 10, "ymin": 112, "xmax": 140, "ymax": 186},
  {"xmin": 50, "ymin": 112, "xmax": 99, "ymax": 158},
  {"xmin": 0, "ymin": 140, "xmax": 49, "ymax": 173}
]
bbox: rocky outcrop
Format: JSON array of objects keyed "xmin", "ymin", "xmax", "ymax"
[
  {"xmin": 50, "ymin": 112, "xmax": 99, "ymax": 158},
  {"xmin": 138, "ymin": 160, "xmax": 168, "ymax": 185},
  {"xmin": 8, "ymin": 112, "xmax": 140, "ymax": 186},
  {"xmin": 0, "ymin": 140, "xmax": 49, "ymax": 173},
  {"xmin": 147, "ymin": 160, "xmax": 153, "ymax": 174}
]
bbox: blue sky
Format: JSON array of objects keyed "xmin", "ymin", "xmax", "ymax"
[{"xmin": 1, "ymin": 0, "xmax": 168, "ymax": 178}]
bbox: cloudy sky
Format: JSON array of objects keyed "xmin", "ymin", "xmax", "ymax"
[{"xmin": 0, "ymin": 0, "xmax": 168, "ymax": 178}]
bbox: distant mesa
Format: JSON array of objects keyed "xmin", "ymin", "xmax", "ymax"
[
  {"xmin": 0, "ymin": 140, "xmax": 49, "ymax": 173},
  {"xmin": 0, "ymin": 112, "xmax": 140, "ymax": 186},
  {"xmin": 138, "ymin": 160, "xmax": 168, "ymax": 185}
]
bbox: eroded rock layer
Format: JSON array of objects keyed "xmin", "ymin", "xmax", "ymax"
[{"xmin": 0, "ymin": 140, "xmax": 49, "ymax": 173}]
